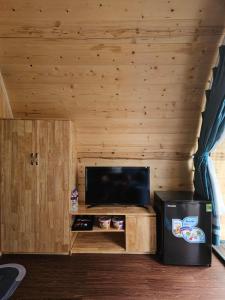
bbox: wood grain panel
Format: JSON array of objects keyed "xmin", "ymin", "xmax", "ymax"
[
  {"xmin": 0, "ymin": 0, "xmax": 224, "ymax": 25},
  {"xmin": 0, "ymin": 72, "xmax": 13, "ymax": 253},
  {"xmin": 4, "ymin": 83, "xmax": 205, "ymax": 121},
  {"xmin": 72, "ymin": 205, "xmax": 155, "ymax": 216},
  {"xmin": 126, "ymin": 216, "xmax": 156, "ymax": 253},
  {"xmin": 1, "ymin": 83, "xmax": 204, "ymax": 102},
  {"xmin": 0, "ymin": 120, "xmax": 37, "ymax": 252},
  {"xmin": 35, "ymin": 120, "xmax": 72, "ymax": 253},
  {"xmin": 0, "ymin": 72, "xmax": 13, "ymax": 118},
  {"xmin": 0, "ymin": 39, "xmax": 218, "ymax": 66},
  {"xmin": 0, "ymin": 64, "xmax": 211, "ymax": 85},
  {"xmin": 71, "ymin": 232, "xmax": 126, "ymax": 254},
  {"xmin": 78, "ymin": 132, "xmax": 197, "ymax": 147},
  {"xmin": 77, "ymin": 133, "xmax": 198, "ymax": 160},
  {"xmin": 0, "ymin": 10, "xmax": 224, "ymax": 39}
]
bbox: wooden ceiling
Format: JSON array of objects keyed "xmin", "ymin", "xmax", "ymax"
[{"xmin": 0, "ymin": 0, "xmax": 225, "ymax": 141}]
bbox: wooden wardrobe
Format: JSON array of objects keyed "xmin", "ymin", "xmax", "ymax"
[{"xmin": 0, "ymin": 119, "xmax": 75, "ymax": 254}]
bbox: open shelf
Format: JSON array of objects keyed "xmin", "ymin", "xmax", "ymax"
[
  {"xmin": 71, "ymin": 232, "xmax": 126, "ymax": 253},
  {"xmin": 69, "ymin": 206, "xmax": 156, "ymax": 254},
  {"xmin": 71, "ymin": 225, "xmax": 125, "ymax": 233}
]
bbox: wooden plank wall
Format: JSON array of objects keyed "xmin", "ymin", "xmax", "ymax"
[
  {"xmin": 0, "ymin": 1, "xmax": 225, "ymax": 233},
  {"xmin": 0, "ymin": 71, "xmax": 13, "ymax": 253},
  {"xmin": 0, "ymin": 72, "xmax": 13, "ymax": 118}
]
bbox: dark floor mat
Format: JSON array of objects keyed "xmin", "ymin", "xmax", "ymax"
[{"xmin": 0, "ymin": 264, "xmax": 26, "ymax": 300}]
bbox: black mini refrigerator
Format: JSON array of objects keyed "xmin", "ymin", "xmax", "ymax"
[{"xmin": 154, "ymin": 191, "xmax": 212, "ymax": 266}]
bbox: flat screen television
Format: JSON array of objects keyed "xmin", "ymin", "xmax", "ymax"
[{"xmin": 85, "ymin": 167, "xmax": 150, "ymax": 206}]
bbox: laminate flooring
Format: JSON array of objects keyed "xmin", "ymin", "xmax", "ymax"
[{"xmin": 0, "ymin": 254, "xmax": 224, "ymax": 300}]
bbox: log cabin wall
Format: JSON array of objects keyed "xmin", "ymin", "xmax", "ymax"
[
  {"xmin": 0, "ymin": 72, "xmax": 13, "ymax": 118},
  {"xmin": 0, "ymin": 1, "xmax": 225, "ymax": 215},
  {"xmin": 0, "ymin": 71, "xmax": 13, "ymax": 253}
]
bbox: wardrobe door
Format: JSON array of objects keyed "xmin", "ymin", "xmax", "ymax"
[
  {"xmin": 0, "ymin": 120, "xmax": 38, "ymax": 253},
  {"xmin": 36, "ymin": 120, "xmax": 71, "ymax": 253}
]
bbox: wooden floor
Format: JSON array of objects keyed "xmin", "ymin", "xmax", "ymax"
[{"xmin": 0, "ymin": 254, "xmax": 225, "ymax": 300}]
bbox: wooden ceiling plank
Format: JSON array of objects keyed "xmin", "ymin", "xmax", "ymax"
[
  {"xmin": 0, "ymin": 0, "xmax": 225, "ymax": 24},
  {"xmin": 0, "ymin": 38, "xmax": 218, "ymax": 66}
]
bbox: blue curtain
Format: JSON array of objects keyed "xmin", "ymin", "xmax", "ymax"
[{"xmin": 194, "ymin": 45, "xmax": 225, "ymax": 245}]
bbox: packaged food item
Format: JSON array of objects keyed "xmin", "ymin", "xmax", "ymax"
[
  {"xmin": 112, "ymin": 216, "xmax": 124, "ymax": 230},
  {"xmin": 98, "ymin": 216, "xmax": 111, "ymax": 229},
  {"xmin": 72, "ymin": 215, "xmax": 94, "ymax": 231},
  {"xmin": 71, "ymin": 187, "xmax": 79, "ymax": 212}
]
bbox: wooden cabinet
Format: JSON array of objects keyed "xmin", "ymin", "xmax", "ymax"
[
  {"xmin": 126, "ymin": 215, "xmax": 156, "ymax": 253},
  {"xmin": 70, "ymin": 206, "xmax": 156, "ymax": 254},
  {"xmin": 0, "ymin": 119, "xmax": 75, "ymax": 254}
]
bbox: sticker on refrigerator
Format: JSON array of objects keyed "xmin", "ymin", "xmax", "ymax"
[
  {"xmin": 172, "ymin": 216, "xmax": 205, "ymax": 244},
  {"xmin": 172, "ymin": 219, "xmax": 183, "ymax": 238},
  {"xmin": 182, "ymin": 216, "xmax": 198, "ymax": 228},
  {"xmin": 206, "ymin": 204, "xmax": 212, "ymax": 212}
]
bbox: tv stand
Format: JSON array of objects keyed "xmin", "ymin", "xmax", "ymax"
[
  {"xmin": 70, "ymin": 205, "xmax": 156, "ymax": 254},
  {"xmin": 136, "ymin": 204, "xmax": 149, "ymax": 210}
]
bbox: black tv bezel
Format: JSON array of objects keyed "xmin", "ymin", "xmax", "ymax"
[{"xmin": 85, "ymin": 166, "xmax": 150, "ymax": 206}]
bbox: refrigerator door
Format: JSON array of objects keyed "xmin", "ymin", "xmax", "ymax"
[{"xmin": 163, "ymin": 202, "xmax": 212, "ymax": 265}]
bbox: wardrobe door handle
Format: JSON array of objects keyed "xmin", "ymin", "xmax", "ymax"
[
  {"xmin": 30, "ymin": 153, "xmax": 34, "ymax": 165},
  {"xmin": 35, "ymin": 153, "xmax": 39, "ymax": 165}
]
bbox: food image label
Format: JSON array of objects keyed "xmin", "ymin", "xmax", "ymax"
[
  {"xmin": 172, "ymin": 216, "xmax": 205, "ymax": 244},
  {"xmin": 172, "ymin": 219, "xmax": 183, "ymax": 238}
]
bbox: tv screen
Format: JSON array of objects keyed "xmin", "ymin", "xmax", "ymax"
[{"xmin": 85, "ymin": 167, "xmax": 150, "ymax": 206}]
